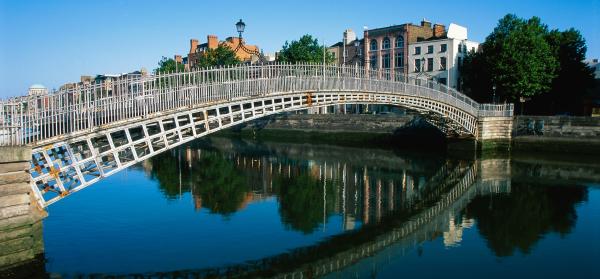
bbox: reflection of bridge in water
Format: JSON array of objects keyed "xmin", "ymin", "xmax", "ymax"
[
  {"xmin": 130, "ymin": 140, "xmax": 512, "ymax": 279},
  {"xmin": 0, "ymin": 64, "xmax": 513, "ymax": 208}
]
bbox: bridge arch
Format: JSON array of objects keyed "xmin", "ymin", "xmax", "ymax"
[{"xmin": 0, "ymin": 64, "xmax": 512, "ymax": 207}]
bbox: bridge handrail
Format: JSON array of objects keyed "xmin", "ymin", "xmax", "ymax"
[{"xmin": 0, "ymin": 63, "xmax": 513, "ymax": 146}]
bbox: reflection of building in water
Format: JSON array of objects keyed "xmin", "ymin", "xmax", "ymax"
[
  {"xmin": 443, "ymin": 216, "xmax": 475, "ymax": 247},
  {"xmin": 132, "ymin": 154, "xmax": 516, "ymax": 279},
  {"xmin": 156, "ymin": 143, "xmax": 460, "ymax": 232}
]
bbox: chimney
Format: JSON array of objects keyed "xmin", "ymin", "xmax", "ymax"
[
  {"xmin": 207, "ymin": 35, "xmax": 219, "ymax": 49},
  {"xmin": 421, "ymin": 19, "xmax": 431, "ymax": 28},
  {"xmin": 344, "ymin": 29, "xmax": 356, "ymax": 44},
  {"xmin": 174, "ymin": 55, "xmax": 183, "ymax": 63},
  {"xmin": 433, "ymin": 24, "xmax": 446, "ymax": 37},
  {"xmin": 189, "ymin": 39, "xmax": 198, "ymax": 54}
]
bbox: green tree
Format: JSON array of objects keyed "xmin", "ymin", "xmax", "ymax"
[
  {"xmin": 195, "ymin": 45, "xmax": 241, "ymax": 68},
  {"xmin": 154, "ymin": 56, "xmax": 184, "ymax": 74},
  {"xmin": 462, "ymin": 14, "xmax": 594, "ymax": 115},
  {"xmin": 460, "ymin": 50, "xmax": 493, "ymax": 103},
  {"xmin": 278, "ymin": 35, "xmax": 335, "ymax": 64},
  {"xmin": 484, "ymin": 14, "xmax": 558, "ymax": 104},
  {"xmin": 531, "ymin": 28, "xmax": 595, "ymax": 114}
]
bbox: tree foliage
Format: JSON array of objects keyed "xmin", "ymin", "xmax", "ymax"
[
  {"xmin": 484, "ymin": 14, "xmax": 558, "ymax": 102},
  {"xmin": 530, "ymin": 28, "xmax": 595, "ymax": 114},
  {"xmin": 461, "ymin": 14, "xmax": 594, "ymax": 114},
  {"xmin": 278, "ymin": 35, "xmax": 335, "ymax": 64},
  {"xmin": 154, "ymin": 56, "xmax": 184, "ymax": 74},
  {"xmin": 195, "ymin": 45, "xmax": 241, "ymax": 68},
  {"xmin": 460, "ymin": 50, "xmax": 492, "ymax": 102}
]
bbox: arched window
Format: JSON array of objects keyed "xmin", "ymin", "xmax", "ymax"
[
  {"xmin": 370, "ymin": 39, "xmax": 378, "ymax": 51},
  {"xmin": 396, "ymin": 36, "xmax": 404, "ymax": 48},
  {"xmin": 382, "ymin": 37, "xmax": 391, "ymax": 49}
]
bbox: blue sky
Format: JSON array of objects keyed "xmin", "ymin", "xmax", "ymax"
[{"xmin": 1, "ymin": 0, "xmax": 598, "ymax": 97}]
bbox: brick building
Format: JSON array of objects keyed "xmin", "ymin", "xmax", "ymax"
[
  {"xmin": 183, "ymin": 35, "xmax": 260, "ymax": 69},
  {"xmin": 364, "ymin": 20, "xmax": 445, "ymax": 76}
]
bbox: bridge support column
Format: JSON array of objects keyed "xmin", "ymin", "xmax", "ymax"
[
  {"xmin": 0, "ymin": 146, "xmax": 45, "ymax": 271},
  {"xmin": 476, "ymin": 116, "xmax": 514, "ymax": 151}
]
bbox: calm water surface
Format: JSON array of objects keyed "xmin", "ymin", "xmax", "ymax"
[{"xmin": 33, "ymin": 137, "xmax": 600, "ymax": 278}]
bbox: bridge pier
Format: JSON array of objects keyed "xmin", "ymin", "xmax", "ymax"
[
  {"xmin": 475, "ymin": 116, "xmax": 514, "ymax": 151},
  {"xmin": 0, "ymin": 146, "xmax": 45, "ymax": 270}
]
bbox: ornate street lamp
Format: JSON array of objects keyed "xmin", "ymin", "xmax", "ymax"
[
  {"xmin": 233, "ymin": 19, "xmax": 265, "ymax": 64},
  {"xmin": 236, "ymin": 19, "xmax": 245, "ymax": 39}
]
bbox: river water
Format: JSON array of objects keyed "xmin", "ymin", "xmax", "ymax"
[{"xmin": 19, "ymin": 137, "xmax": 600, "ymax": 278}]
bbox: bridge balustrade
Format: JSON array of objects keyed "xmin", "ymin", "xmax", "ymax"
[{"xmin": 0, "ymin": 63, "xmax": 513, "ymax": 146}]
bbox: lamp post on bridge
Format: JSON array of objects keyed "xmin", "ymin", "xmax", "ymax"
[{"xmin": 234, "ymin": 19, "xmax": 266, "ymax": 64}]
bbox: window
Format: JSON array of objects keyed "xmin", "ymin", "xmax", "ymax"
[
  {"xmin": 415, "ymin": 46, "xmax": 421, "ymax": 55},
  {"xmin": 370, "ymin": 39, "xmax": 378, "ymax": 51},
  {"xmin": 382, "ymin": 37, "xmax": 391, "ymax": 49},
  {"xmin": 394, "ymin": 52, "xmax": 404, "ymax": 68},
  {"xmin": 457, "ymin": 57, "xmax": 462, "ymax": 70},
  {"xmin": 458, "ymin": 45, "xmax": 461, "ymax": 53},
  {"xmin": 414, "ymin": 59, "xmax": 421, "ymax": 72},
  {"xmin": 471, "ymin": 47, "xmax": 476, "ymax": 53},
  {"xmin": 438, "ymin": 78, "xmax": 447, "ymax": 85},
  {"xmin": 382, "ymin": 53, "xmax": 390, "ymax": 68},
  {"xmin": 396, "ymin": 36, "xmax": 404, "ymax": 48},
  {"xmin": 440, "ymin": 44, "xmax": 447, "ymax": 52},
  {"xmin": 370, "ymin": 55, "xmax": 377, "ymax": 69},
  {"xmin": 440, "ymin": 57, "xmax": 447, "ymax": 70},
  {"xmin": 463, "ymin": 45, "xmax": 467, "ymax": 53},
  {"xmin": 427, "ymin": 58, "xmax": 433, "ymax": 72},
  {"xmin": 427, "ymin": 45, "xmax": 433, "ymax": 54}
]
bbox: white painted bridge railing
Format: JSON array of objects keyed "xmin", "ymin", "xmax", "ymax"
[{"xmin": 0, "ymin": 63, "xmax": 513, "ymax": 146}]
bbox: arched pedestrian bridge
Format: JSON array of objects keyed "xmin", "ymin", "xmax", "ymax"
[{"xmin": 0, "ymin": 64, "xmax": 513, "ymax": 208}]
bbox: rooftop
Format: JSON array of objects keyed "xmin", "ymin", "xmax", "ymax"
[{"xmin": 29, "ymin": 84, "xmax": 46, "ymax": 89}]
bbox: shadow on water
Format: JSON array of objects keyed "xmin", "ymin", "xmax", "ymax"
[{"xmin": 1, "ymin": 136, "xmax": 598, "ymax": 278}]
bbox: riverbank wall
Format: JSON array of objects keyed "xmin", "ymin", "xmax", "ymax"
[
  {"xmin": 513, "ymin": 116, "xmax": 600, "ymax": 154},
  {"xmin": 0, "ymin": 146, "xmax": 45, "ymax": 273},
  {"xmin": 228, "ymin": 113, "xmax": 600, "ymax": 155}
]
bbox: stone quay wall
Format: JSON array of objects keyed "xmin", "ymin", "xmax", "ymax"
[
  {"xmin": 238, "ymin": 113, "xmax": 600, "ymax": 153},
  {"xmin": 514, "ymin": 116, "xmax": 600, "ymax": 138},
  {"xmin": 0, "ymin": 146, "xmax": 45, "ymax": 270},
  {"xmin": 242, "ymin": 114, "xmax": 600, "ymax": 140},
  {"xmin": 240, "ymin": 113, "xmax": 415, "ymax": 134}
]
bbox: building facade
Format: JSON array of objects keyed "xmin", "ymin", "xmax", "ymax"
[
  {"xmin": 183, "ymin": 35, "xmax": 260, "ymax": 69},
  {"xmin": 328, "ymin": 29, "xmax": 363, "ymax": 66},
  {"xmin": 407, "ymin": 23, "xmax": 479, "ymax": 89},
  {"xmin": 27, "ymin": 84, "xmax": 48, "ymax": 97},
  {"xmin": 587, "ymin": 59, "xmax": 600, "ymax": 79},
  {"xmin": 364, "ymin": 20, "xmax": 444, "ymax": 76}
]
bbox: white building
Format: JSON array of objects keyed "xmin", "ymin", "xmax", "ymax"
[
  {"xmin": 586, "ymin": 59, "xmax": 600, "ymax": 79},
  {"xmin": 28, "ymin": 84, "xmax": 48, "ymax": 96},
  {"xmin": 407, "ymin": 23, "xmax": 479, "ymax": 90}
]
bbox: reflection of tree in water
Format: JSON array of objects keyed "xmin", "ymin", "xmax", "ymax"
[
  {"xmin": 192, "ymin": 153, "xmax": 248, "ymax": 216},
  {"xmin": 464, "ymin": 184, "xmax": 588, "ymax": 257},
  {"xmin": 272, "ymin": 173, "xmax": 337, "ymax": 234},
  {"xmin": 147, "ymin": 150, "xmax": 184, "ymax": 199},
  {"xmin": 148, "ymin": 150, "xmax": 249, "ymax": 217},
  {"xmin": 146, "ymin": 140, "xmax": 440, "ymax": 233}
]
